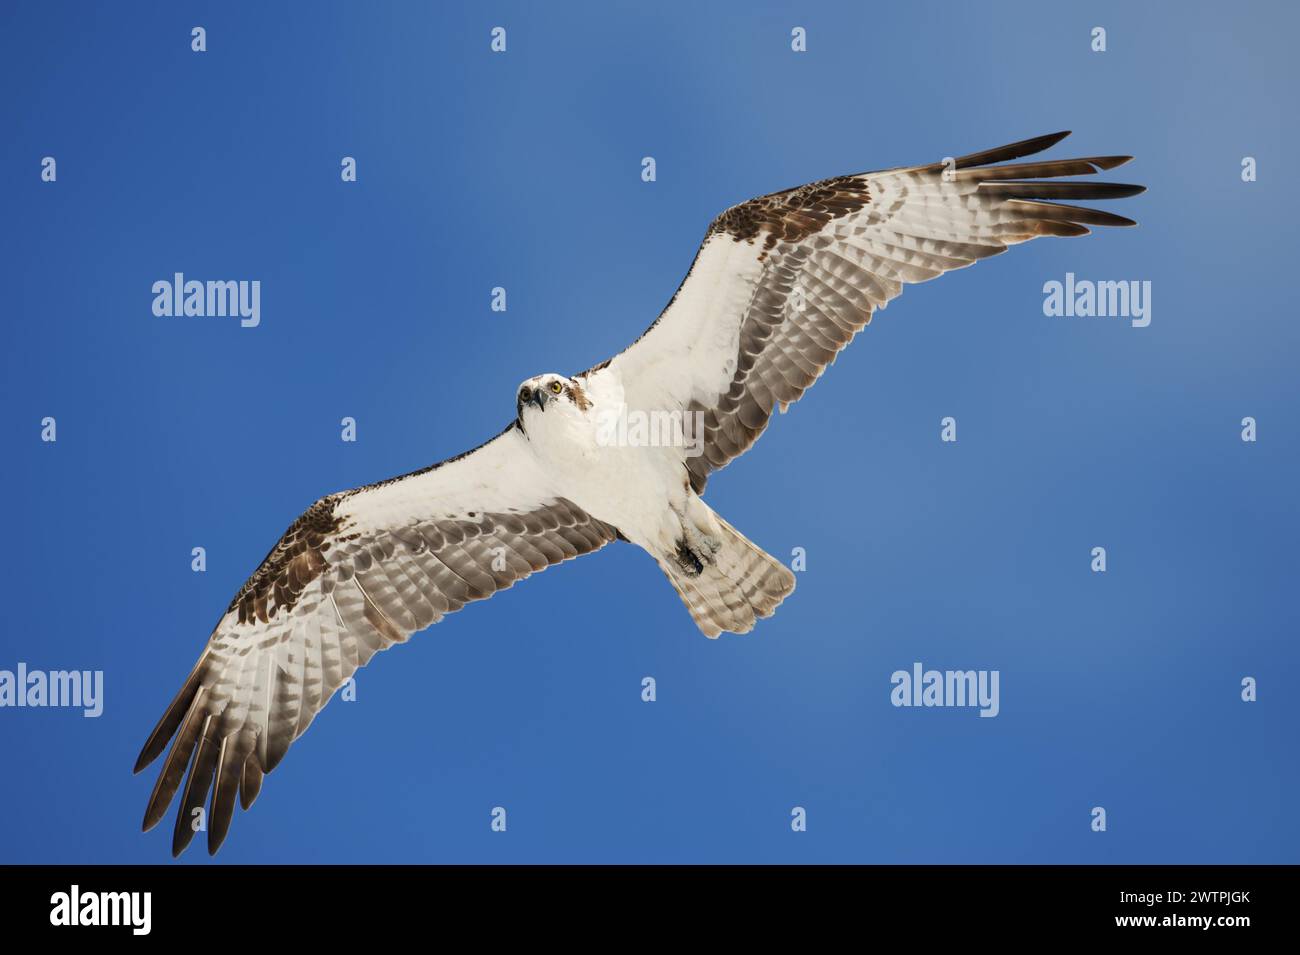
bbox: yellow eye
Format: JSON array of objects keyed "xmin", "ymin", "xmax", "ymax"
[{"xmin": 549, "ymin": 381, "xmax": 563, "ymax": 395}]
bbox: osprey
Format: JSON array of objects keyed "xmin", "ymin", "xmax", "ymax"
[{"xmin": 136, "ymin": 132, "xmax": 1143, "ymax": 855}]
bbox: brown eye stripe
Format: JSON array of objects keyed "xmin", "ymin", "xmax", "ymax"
[{"xmin": 565, "ymin": 381, "xmax": 592, "ymax": 411}]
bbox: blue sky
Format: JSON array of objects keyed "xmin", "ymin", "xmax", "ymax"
[{"xmin": 1, "ymin": 0, "xmax": 1296, "ymax": 863}]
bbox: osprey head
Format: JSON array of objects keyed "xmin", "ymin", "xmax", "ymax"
[{"xmin": 516, "ymin": 373, "xmax": 592, "ymax": 428}]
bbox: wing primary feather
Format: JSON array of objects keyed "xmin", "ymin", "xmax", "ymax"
[
  {"xmin": 950, "ymin": 130, "xmax": 1071, "ymax": 169},
  {"xmin": 205, "ymin": 734, "xmax": 233, "ymax": 854},
  {"xmin": 955, "ymin": 156, "xmax": 1132, "ymax": 181},
  {"xmin": 208, "ymin": 729, "xmax": 254, "ymax": 854},
  {"xmin": 239, "ymin": 753, "xmax": 264, "ymax": 811},
  {"xmin": 1003, "ymin": 198, "xmax": 1138, "ymax": 227},
  {"xmin": 134, "ymin": 653, "xmax": 208, "ymax": 774},
  {"xmin": 980, "ymin": 181, "xmax": 1146, "ymax": 200},
  {"xmin": 171, "ymin": 713, "xmax": 218, "ymax": 857},
  {"xmin": 141, "ymin": 684, "xmax": 209, "ymax": 831}
]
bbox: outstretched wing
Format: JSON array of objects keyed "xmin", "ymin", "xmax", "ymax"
[
  {"xmin": 595, "ymin": 131, "xmax": 1143, "ymax": 493},
  {"xmin": 135, "ymin": 424, "xmax": 618, "ymax": 855}
]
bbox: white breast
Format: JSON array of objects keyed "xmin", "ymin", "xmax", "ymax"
[{"xmin": 521, "ymin": 368, "xmax": 687, "ymax": 547}]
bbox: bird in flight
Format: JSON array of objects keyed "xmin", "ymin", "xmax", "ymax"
[{"xmin": 136, "ymin": 131, "xmax": 1143, "ymax": 855}]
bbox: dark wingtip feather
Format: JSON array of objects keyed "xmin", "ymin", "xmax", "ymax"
[
  {"xmin": 239, "ymin": 757, "xmax": 264, "ymax": 811},
  {"xmin": 134, "ymin": 656, "xmax": 208, "ymax": 774},
  {"xmin": 1033, "ymin": 220, "xmax": 1092, "ymax": 238},
  {"xmin": 141, "ymin": 685, "xmax": 210, "ymax": 832},
  {"xmin": 1092, "ymin": 155, "xmax": 1133, "ymax": 170},
  {"xmin": 1005, "ymin": 198, "xmax": 1139, "ymax": 228},
  {"xmin": 953, "ymin": 130, "xmax": 1071, "ymax": 169},
  {"xmin": 207, "ymin": 733, "xmax": 254, "ymax": 855},
  {"xmin": 956, "ymin": 156, "xmax": 1138, "ymax": 183},
  {"xmin": 171, "ymin": 714, "xmax": 219, "ymax": 857},
  {"xmin": 981, "ymin": 181, "xmax": 1147, "ymax": 200}
]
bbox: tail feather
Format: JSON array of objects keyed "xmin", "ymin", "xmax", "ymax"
[{"xmin": 658, "ymin": 511, "xmax": 795, "ymax": 638}]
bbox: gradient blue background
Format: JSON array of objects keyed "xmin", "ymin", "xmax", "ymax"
[{"xmin": 2, "ymin": 0, "xmax": 1296, "ymax": 863}]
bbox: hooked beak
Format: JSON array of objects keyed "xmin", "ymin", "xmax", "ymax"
[{"xmin": 531, "ymin": 389, "xmax": 548, "ymax": 412}]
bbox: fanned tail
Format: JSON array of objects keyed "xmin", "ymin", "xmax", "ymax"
[{"xmin": 656, "ymin": 507, "xmax": 795, "ymax": 638}]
